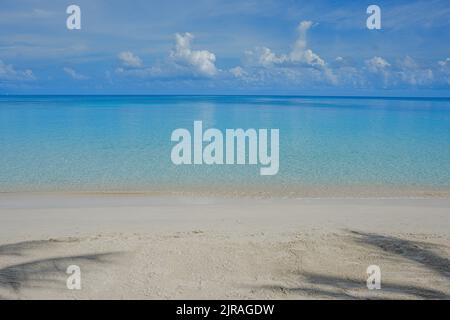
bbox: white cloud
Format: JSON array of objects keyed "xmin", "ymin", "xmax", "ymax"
[
  {"xmin": 109, "ymin": 25, "xmax": 448, "ymax": 90},
  {"xmin": 365, "ymin": 56, "xmax": 391, "ymax": 73},
  {"xmin": 397, "ymin": 56, "xmax": 433, "ymax": 85},
  {"xmin": 244, "ymin": 21, "xmax": 336, "ymax": 84},
  {"xmin": 246, "ymin": 21, "xmax": 326, "ymax": 69},
  {"xmin": 438, "ymin": 57, "xmax": 450, "ymax": 84},
  {"xmin": 400, "ymin": 55, "xmax": 418, "ymax": 69},
  {"xmin": 364, "ymin": 56, "xmax": 391, "ymax": 87},
  {"xmin": 63, "ymin": 67, "xmax": 88, "ymax": 80},
  {"xmin": 247, "ymin": 47, "xmax": 287, "ymax": 67},
  {"xmin": 438, "ymin": 58, "xmax": 450, "ymax": 67},
  {"xmin": 118, "ymin": 51, "xmax": 143, "ymax": 68},
  {"xmin": 289, "ymin": 21, "xmax": 325, "ymax": 68},
  {"xmin": 0, "ymin": 60, "xmax": 35, "ymax": 81},
  {"xmin": 331, "ymin": 56, "xmax": 354, "ymax": 68},
  {"xmin": 229, "ymin": 66, "xmax": 247, "ymax": 77},
  {"xmin": 115, "ymin": 66, "xmax": 163, "ymax": 78},
  {"xmin": 170, "ymin": 33, "xmax": 217, "ymax": 77},
  {"xmin": 115, "ymin": 33, "xmax": 218, "ymax": 80},
  {"xmin": 365, "ymin": 56, "xmax": 435, "ymax": 87}
]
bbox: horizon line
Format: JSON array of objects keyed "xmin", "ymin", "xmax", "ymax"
[{"xmin": 1, "ymin": 94, "xmax": 450, "ymax": 100}]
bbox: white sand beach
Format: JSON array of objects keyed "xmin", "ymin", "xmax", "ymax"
[{"xmin": 0, "ymin": 194, "xmax": 449, "ymax": 299}]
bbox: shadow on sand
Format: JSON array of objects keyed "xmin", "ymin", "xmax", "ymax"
[
  {"xmin": 0, "ymin": 239, "xmax": 120, "ymax": 294},
  {"xmin": 259, "ymin": 271, "xmax": 448, "ymax": 299},
  {"xmin": 350, "ymin": 230, "xmax": 450, "ymax": 279},
  {"xmin": 0, "ymin": 240, "xmax": 67, "ymax": 257},
  {"xmin": 255, "ymin": 231, "xmax": 450, "ymax": 299}
]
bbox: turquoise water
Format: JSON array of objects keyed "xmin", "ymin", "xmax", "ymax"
[{"xmin": 1, "ymin": 95, "xmax": 450, "ymax": 193}]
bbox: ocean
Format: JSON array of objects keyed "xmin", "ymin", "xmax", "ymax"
[{"xmin": 1, "ymin": 95, "xmax": 449, "ymax": 195}]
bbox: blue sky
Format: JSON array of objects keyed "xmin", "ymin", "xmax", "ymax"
[{"xmin": 0, "ymin": 0, "xmax": 449, "ymax": 96}]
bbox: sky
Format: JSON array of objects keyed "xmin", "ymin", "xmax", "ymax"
[{"xmin": 0, "ymin": 0, "xmax": 449, "ymax": 96}]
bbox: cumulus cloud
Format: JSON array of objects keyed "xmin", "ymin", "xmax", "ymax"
[
  {"xmin": 364, "ymin": 56, "xmax": 435, "ymax": 87},
  {"xmin": 438, "ymin": 58, "xmax": 450, "ymax": 67},
  {"xmin": 246, "ymin": 47, "xmax": 286, "ymax": 67},
  {"xmin": 115, "ymin": 33, "xmax": 218, "ymax": 80},
  {"xmin": 246, "ymin": 21, "xmax": 326, "ymax": 69},
  {"xmin": 289, "ymin": 21, "xmax": 325, "ymax": 68},
  {"xmin": 438, "ymin": 57, "xmax": 450, "ymax": 84},
  {"xmin": 331, "ymin": 56, "xmax": 355, "ymax": 68},
  {"xmin": 118, "ymin": 51, "xmax": 143, "ymax": 68},
  {"xmin": 397, "ymin": 56, "xmax": 433, "ymax": 86},
  {"xmin": 229, "ymin": 66, "xmax": 247, "ymax": 77},
  {"xmin": 364, "ymin": 56, "xmax": 391, "ymax": 87},
  {"xmin": 365, "ymin": 56, "xmax": 391, "ymax": 73},
  {"xmin": 0, "ymin": 60, "xmax": 35, "ymax": 81},
  {"xmin": 63, "ymin": 67, "xmax": 88, "ymax": 80},
  {"xmin": 244, "ymin": 21, "xmax": 336, "ymax": 84},
  {"xmin": 110, "ymin": 26, "xmax": 448, "ymax": 91},
  {"xmin": 170, "ymin": 33, "xmax": 217, "ymax": 77}
]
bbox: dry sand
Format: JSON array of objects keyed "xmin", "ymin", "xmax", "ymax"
[{"xmin": 0, "ymin": 194, "xmax": 449, "ymax": 299}]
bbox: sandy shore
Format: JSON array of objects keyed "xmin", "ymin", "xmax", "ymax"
[{"xmin": 0, "ymin": 194, "xmax": 449, "ymax": 299}]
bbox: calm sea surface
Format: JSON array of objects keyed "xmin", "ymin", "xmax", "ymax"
[{"xmin": 1, "ymin": 95, "xmax": 449, "ymax": 194}]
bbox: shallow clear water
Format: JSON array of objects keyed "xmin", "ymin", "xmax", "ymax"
[{"xmin": 1, "ymin": 95, "xmax": 449, "ymax": 193}]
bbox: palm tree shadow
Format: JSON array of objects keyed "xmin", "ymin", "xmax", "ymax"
[
  {"xmin": 349, "ymin": 230, "xmax": 450, "ymax": 279},
  {"xmin": 0, "ymin": 240, "xmax": 121, "ymax": 294},
  {"xmin": 258, "ymin": 271, "xmax": 449, "ymax": 299},
  {"xmin": 254, "ymin": 231, "xmax": 450, "ymax": 299},
  {"xmin": 0, "ymin": 240, "xmax": 68, "ymax": 257}
]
